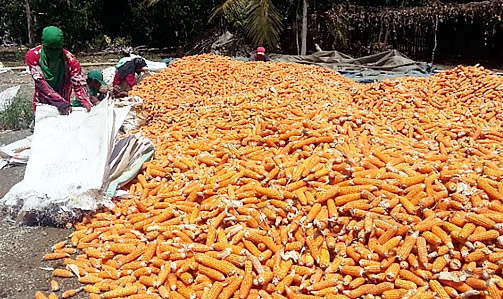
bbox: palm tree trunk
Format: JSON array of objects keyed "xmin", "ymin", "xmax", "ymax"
[
  {"xmin": 25, "ymin": 0, "xmax": 34, "ymax": 45},
  {"xmin": 295, "ymin": 0, "xmax": 300, "ymax": 55},
  {"xmin": 301, "ymin": 0, "xmax": 308, "ymax": 55}
]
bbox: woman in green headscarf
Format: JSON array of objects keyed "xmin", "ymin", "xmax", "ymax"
[{"xmin": 26, "ymin": 26, "xmax": 93, "ymax": 115}]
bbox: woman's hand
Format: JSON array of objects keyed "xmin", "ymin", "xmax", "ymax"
[
  {"xmin": 89, "ymin": 96, "xmax": 100, "ymax": 105},
  {"xmin": 82, "ymin": 101, "xmax": 93, "ymax": 112},
  {"xmin": 59, "ymin": 105, "xmax": 72, "ymax": 115}
]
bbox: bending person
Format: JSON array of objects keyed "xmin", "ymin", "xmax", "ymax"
[
  {"xmin": 25, "ymin": 26, "xmax": 92, "ymax": 115},
  {"xmin": 72, "ymin": 70, "xmax": 108, "ymax": 107},
  {"xmin": 112, "ymin": 57, "xmax": 147, "ymax": 98}
]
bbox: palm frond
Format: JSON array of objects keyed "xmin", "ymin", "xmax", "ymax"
[
  {"xmin": 145, "ymin": 0, "xmax": 159, "ymax": 7},
  {"xmin": 244, "ymin": 0, "xmax": 284, "ymax": 48},
  {"xmin": 209, "ymin": 0, "xmax": 248, "ymax": 23}
]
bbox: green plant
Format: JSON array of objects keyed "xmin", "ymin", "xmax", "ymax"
[
  {"xmin": 0, "ymin": 96, "xmax": 33, "ymax": 130},
  {"xmin": 112, "ymin": 36, "xmax": 132, "ymax": 48},
  {"xmin": 328, "ymin": 13, "xmax": 353, "ymax": 50},
  {"xmin": 209, "ymin": 0, "xmax": 284, "ymax": 48}
]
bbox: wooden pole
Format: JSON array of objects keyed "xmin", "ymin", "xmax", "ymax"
[
  {"xmin": 301, "ymin": 0, "xmax": 308, "ymax": 56},
  {"xmin": 25, "ymin": 0, "xmax": 34, "ymax": 45}
]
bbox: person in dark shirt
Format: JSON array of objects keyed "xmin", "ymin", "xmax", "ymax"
[
  {"xmin": 112, "ymin": 57, "xmax": 147, "ymax": 98},
  {"xmin": 249, "ymin": 46, "xmax": 271, "ymax": 62}
]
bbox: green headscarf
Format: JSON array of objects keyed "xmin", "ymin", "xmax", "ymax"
[{"xmin": 40, "ymin": 26, "xmax": 65, "ymax": 90}]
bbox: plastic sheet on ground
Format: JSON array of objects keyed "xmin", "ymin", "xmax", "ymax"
[
  {"xmin": 1, "ymin": 101, "xmax": 117, "ymax": 223},
  {"xmin": 105, "ymin": 134, "xmax": 154, "ymax": 197},
  {"xmin": 272, "ymin": 50, "xmax": 432, "ymax": 82},
  {"xmin": 113, "ymin": 96, "xmax": 146, "ymax": 134},
  {"xmin": 0, "ymin": 67, "xmax": 12, "ymax": 74},
  {"xmin": 0, "ymin": 62, "xmax": 12, "ymax": 74},
  {"xmin": 0, "ymin": 85, "xmax": 20, "ymax": 112},
  {"xmin": 117, "ymin": 54, "xmax": 168, "ymax": 72},
  {"xmin": 101, "ymin": 66, "xmax": 116, "ymax": 85},
  {"xmin": 0, "ymin": 99, "xmax": 151, "ymax": 224}
]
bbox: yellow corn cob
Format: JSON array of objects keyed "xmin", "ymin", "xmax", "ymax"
[
  {"xmin": 431, "ymin": 255, "xmax": 448, "ymax": 273},
  {"xmin": 381, "ymin": 236, "xmax": 402, "ymax": 257},
  {"xmin": 466, "ymin": 277, "xmax": 486, "ymax": 289},
  {"xmin": 238, "ymin": 261, "xmax": 253, "ymax": 299},
  {"xmin": 205, "ymin": 281, "xmax": 224, "ymax": 299},
  {"xmin": 334, "ymin": 193, "xmax": 361, "ymax": 206},
  {"xmin": 431, "ymin": 226, "xmax": 453, "ymax": 248},
  {"xmin": 477, "ymin": 177, "xmax": 503, "ymax": 200},
  {"xmin": 385, "ymin": 263, "xmax": 400, "ymax": 281},
  {"xmin": 319, "ymin": 244, "xmax": 330, "ymax": 269},
  {"xmin": 83, "ymin": 285, "xmax": 101, "ymax": 294},
  {"xmin": 195, "ymin": 253, "xmax": 240, "ymax": 276},
  {"xmin": 466, "ymin": 212, "xmax": 496, "ymax": 228},
  {"xmin": 179, "ymin": 272, "xmax": 194, "ymax": 285},
  {"xmin": 34, "ymin": 291, "xmax": 47, "ymax": 299},
  {"xmin": 102, "ymin": 286, "xmax": 138, "ymax": 299},
  {"xmin": 61, "ymin": 289, "xmax": 79, "ymax": 298},
  {"xmin": 52, "ymin": 269, "xmax": 73, "ymax": 278},
  {"xmin": 467, "ymin": 229, "xmax": 499, "ymax": 242},
  {"xmin": 458, "ymin": 222, "xmax": 477, "ymax": 240},
  {"xmin": 47, "ymin": 293, "xmax": 58, "ymax": 299},
  {"xmin": 465, "ymin": 250, "xmax": 488, "ymax": 263},
  {"xmin": 429, "ymin": 280, "xmax": 449, "ymax": 299},
  {"xmin": 397, "ymin": 234, "xmax": 417, "ymax": 261},
  {"xmin": 382, "ymin": 289, "xmax": 408, "ymax": 299},
  {"xmin": 421, "ymin": 231, "xmax": 441, "ymax": 246},
  {"xmin": 399, "ymin": 269, "xmax": 426, "ymax": 287},
  {"xmin": 487, "ymin": 282, "xmax": 502, "ymax": 299},
  {"xmin": 49, "ymin": 280, "xmax": 60, "ymax": 292},
  {"xmin": 340, "ymin": 265, "xmax": 364, "ymax": 277},
  {"xmin": 395, "ymin": 277, "xmax": 416, "ymax": 290},
  {"xmin": 255, "ymin": 271, "xmax": 273, "ymax": 286},
  {"xmin": 348, "ymin": 277, "xmax": 366, "ymax": 290}
]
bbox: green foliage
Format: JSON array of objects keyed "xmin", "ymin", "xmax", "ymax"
[
  {"xmin": 209, "ymin": 0, "xmax": 284, "ymax": 47},
  {"xmin": 209, "ymin": 0, "xmax": 247, "ymax": 23},
  {"xmin": 0, "ymin": 97, "xmax": 33, "ymax": 130},
  {"xmin": 245, "ymin": 0, "xmax": 284, "ymax": 47},
  {"xmin": 0, "ymin": 0, "xmax": 480, "ymax": 54},
  {"xmin": 328, "ymin": 14, "xmax": 353, "ymax": 50},
  {"xmin": 0, "ymin": 0, "xmax": 27, "ymax": 44},
  {"xmin": 131, "ymin": 0, "xmax": 220, "ymax": 47},
  {"xmin": 30, "ymin": 0, "xmax": 103, "ymax": 51}
]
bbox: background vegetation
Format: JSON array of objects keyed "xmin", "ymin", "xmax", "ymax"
[
  {"xmin": 0, "ymin": 96, "xmax": 33, "ymax": 130},
  {"xmin": 0, "ymin": 0, "xmax": 500, "ymax": 60},
  {"xmin": 1, "ymin": 0, "xmax": 443, "ymax": 51}
]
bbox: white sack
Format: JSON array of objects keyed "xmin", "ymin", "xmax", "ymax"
[{"xmin": 1, "ymin": 99, "xmax": 120, "ymax": 219}]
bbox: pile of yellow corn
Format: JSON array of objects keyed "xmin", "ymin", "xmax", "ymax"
[{"xmin": 37, "ymin": 54, "xmax": 503, "ymax": 299}]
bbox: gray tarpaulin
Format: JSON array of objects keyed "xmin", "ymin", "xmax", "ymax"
[{"xmin": 271, "ymin": 50, "xmax": 432, "ymax": 82}]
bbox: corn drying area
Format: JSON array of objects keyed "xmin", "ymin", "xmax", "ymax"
[{"xmin": 35, "ymin": 54, "xmax": 503, "ymax": 299}]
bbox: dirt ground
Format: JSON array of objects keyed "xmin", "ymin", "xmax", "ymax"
[
  {"xmin": 0, "ymin": 130, "xmax": 84, "ymax": 299},
  {"xmin": 0, "ymin": 59, "xmax": 119, "ymax": 298}
]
